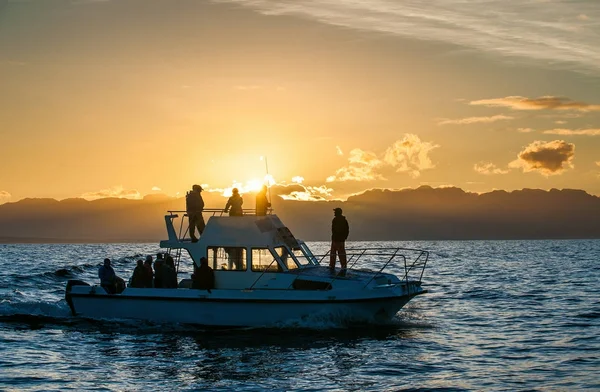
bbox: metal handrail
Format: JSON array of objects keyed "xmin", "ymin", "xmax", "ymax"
[
  {"xmin": 167, "ymin": 208, "xmax": 273, "ymax": 217},
  {"xmin": 319, "ymin": 247, "xmax": 429, "ymax": 288},
  {"xmin": 361, "ymin": 248, "xmax": 403, "ymax": 288},
  {"xmin": 284, "ymin": 247, "xmax": 428, "ymax": 291}
]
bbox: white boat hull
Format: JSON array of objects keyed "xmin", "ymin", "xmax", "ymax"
[{"xmin": 67, "ymin": 284, "xmax": 425, "ymax": 327}]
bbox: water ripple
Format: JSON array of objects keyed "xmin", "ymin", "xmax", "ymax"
[{"xmin": 0, "ymin": 240, "xmax": 599, "ymax": 390}]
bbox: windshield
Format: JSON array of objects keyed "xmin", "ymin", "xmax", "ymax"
[
  {"xmin": 289, "ymin": 243, "xmax": 318, "ymax": 266},
  {"xmin": 274, "ymin": 246, "xmax": 299, "ymax": 270}
]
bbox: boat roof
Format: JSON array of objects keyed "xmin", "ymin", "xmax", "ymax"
[
  {"xmin": 160, "ymin": 212, "xmax": 303, "ymax": 266},
  {"xmin": 200, "ymin": 214, "xmax": 299, "ymax": 248}
]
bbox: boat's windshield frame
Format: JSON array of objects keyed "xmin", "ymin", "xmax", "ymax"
[{"xmin": 294, "ymin": 241, "xmax": 319, "ymax": 266}]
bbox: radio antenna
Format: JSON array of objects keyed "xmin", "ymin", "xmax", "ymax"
[{"xmin": 263, "ymin": 156, "xmax": 272, "ymax": 205}]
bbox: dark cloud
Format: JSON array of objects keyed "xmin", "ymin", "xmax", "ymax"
[{"xmin": 509, "ymin": 140, "xmax": 575, "ymax": 176}]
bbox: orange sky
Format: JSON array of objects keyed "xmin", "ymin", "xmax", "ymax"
[{"xmin": 1, "ymin": 0, "xmax": 599, "ymax": 204}]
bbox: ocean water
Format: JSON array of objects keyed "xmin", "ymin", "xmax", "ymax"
[{"xmin": 0, "ymin": 240, "xmax": 599, "ymax": 391}]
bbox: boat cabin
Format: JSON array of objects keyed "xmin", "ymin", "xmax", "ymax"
[{"xmin": 160, "ymin": 211, "xmax": 323, "ymax": 290}]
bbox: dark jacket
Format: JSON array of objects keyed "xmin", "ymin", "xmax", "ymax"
[
  {"xmin": 154, "ymin": 260, "xmax": 164, "ymax": 288},
  {"xmin": 143, "ymin": 264, "xmax": 154, "ymax": 288},
  {"xmin": 331, "ymin": 215, "xmax": 349, "ymax": 242},
  {"xmin": 98, "ymin": 265, "xmax": 116, "ymax": 286},
  {"xmin": 130, "ymin": 265, "xmax": 146, "ymax": 288},
  {"xmin": 193, "ymin": 264, "xmax": 215, "ymax": 290},
  {"xmin": 163, "ymin": 264, "xmax": 178, "ymax": 288},
  {"xmin": 255, "ymin": 191, "xmax": 271, "ymax": 216},
  {"xmin": 186, "ymin": 191, "xmax": 205, "ymax": 213},
  {"xmin": 225, "ymin": 194, "xmax": 244, "ymax": 216}
]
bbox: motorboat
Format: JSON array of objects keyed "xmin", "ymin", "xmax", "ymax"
[{"xmin": 65, "ymin": 209, "xmax": 429, "ymax": 327}]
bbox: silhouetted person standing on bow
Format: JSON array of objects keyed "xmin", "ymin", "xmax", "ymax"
[
  {"xmin": 186, "ymin": 184, "xmax": 205, "ymax": 242},
  {"xmin": 255, "ymin": 185, "xmax": 271, "ymax": 216},
  {"xmin": 329, "ymin": 208, "xmax": 349, "ymax": 271},
  {"xmin": 224, "ymin": 188, "xmax": 243, "ymax": 216}
]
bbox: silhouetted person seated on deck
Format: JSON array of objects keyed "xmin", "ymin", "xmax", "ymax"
[
  {"xmin": 143, "ymin": 257, "xmax": 154, "ymax": 288},
  {"xmin": 192, "ymin": 257, "xmax": 214, "ymax": 291},
  {"xmin": 98, "ymin": 258, "xmax": 117, "ymax": 294},
  {"xmin": 163, "ymin": 255, "xmax": 178, "ymax": 288},
  {"xmin": 154, "ymin": 254, "xmax": 165, "ymax": 288},
  {"xmin": 130, "ymin": 259, "xmax": 146, "ymax": 288},
  {"xmin": 224, "ymin": 188, "xmax": 244, "ymax": 216}
]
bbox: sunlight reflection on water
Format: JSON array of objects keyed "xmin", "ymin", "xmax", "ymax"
[{"xmin": 1, "ymin": 240, "xmax": 599, "ymax": 391}]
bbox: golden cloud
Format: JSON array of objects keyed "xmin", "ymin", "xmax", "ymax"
[
  {"xmin": 383, "ymin": 134, "xmax": 439, "ymax": 178},
  {"xmin": 470, "ymin": 96, "xmax": 600, "ymax": 112},
  {"xmin": 542, "ymin": 128, "xmax": 600, "ymax": 136},
  {"xmin": 509, "ymin": 140, "xmax": 575, "ymax": 176},
  {"xmin": 326, "ymin": 148, "xmax": 386, "ymax": 182},
  {"xmin": 0, "ymin": 190, "xmax": 11, "ymax": 204},
  {"xmin": 274, "ymin": 183, "xmax": 335, "ymax": 201},
  {"xmin": 80, "ymin": 186, "xmax": 142, "ymax": 201},
  {"xmin": 327, "ymin": 135, "xmax": 439, "ymax": 182},
  {"xmin": 438, "ymin": 114, "xmax": 513, "ymax": 125},
  {"xmin": 517, "ymin": 128, "xmax": 536, "ymax": 133},
  {"xmin": 473, "ymin": 162, "xmax": 509, "ymax": 175}
]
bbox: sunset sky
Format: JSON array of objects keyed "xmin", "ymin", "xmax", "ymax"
[{"xmin": 1, "ymin": 0, "xmax": 599, "ymax": 204}]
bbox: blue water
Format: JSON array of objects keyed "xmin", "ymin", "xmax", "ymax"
[{"xmin": 1, "ymin": 240, "xmax": 599, "ymax": 391}]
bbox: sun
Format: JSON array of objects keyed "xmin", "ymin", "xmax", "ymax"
[{"xmin": 222, "ymin": 175, "xmax": 275, "ymax": 197}]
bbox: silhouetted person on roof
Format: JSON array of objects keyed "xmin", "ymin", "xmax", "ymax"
[
  {"xmin": 255, "ymin": 185, "xmax": 271, "ymax": 216},
  {"xmin": 224, "ymin": 188, "xmax": 244, "ymax": 216},
  {"xmin": 98, "ymin": 258, "xmax": 117, "ymax": 294},
  {"xmin": 329, "ymin": 207, "xmax": 349, "ymax": 271},
  {"xmin": 186, "ymin": 184, "xmax": 205, "ymax": 242},
  {"xmin": 192, "ymin": 257, "xmax": 214, "ymax": 292}
]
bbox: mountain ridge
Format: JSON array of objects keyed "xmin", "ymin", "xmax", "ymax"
[{"xmin": 1, "ymin": 187, "xmax": 599, "ymax": 242}]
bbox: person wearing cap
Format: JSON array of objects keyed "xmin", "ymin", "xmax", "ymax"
[
  {"xmin": 186, "ymin": 184, "xmax": 205, "ymax": 242},
  {"xmin": 255, "ymin": 185, "xmax": 271, "ymax": 216},
  {"xmin": 330, "ymin": 207, "xmax": 349, "ymax": 271},
  {"xmin": 98, "ymin": 258, "xmax": 117, "ymax": 294},
  {"xmin": 224, "ymin": 188, "xmax": 244, "ymax": 216}
]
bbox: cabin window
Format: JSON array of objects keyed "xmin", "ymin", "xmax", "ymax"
[
  {"xmin": 274, "ymin": 246, "xmax": 299, "ymax": 270},
  {"xmin": 289, "ymin": 246, "xmax": 313, "ymax": 266},
  {"xmin": 207, "ymin": 247, "xmax": 247, "ymax": 271},
  {"xmin": 251, "ymin": 248, "xmax": 283, "ymax": 272}
]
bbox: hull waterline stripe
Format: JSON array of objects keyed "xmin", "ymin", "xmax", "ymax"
[{"xmin": 68, "ymin": 291, "xmax": 426, "ymax": 304}]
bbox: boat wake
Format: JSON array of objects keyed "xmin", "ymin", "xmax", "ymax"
[{"xmin": 0, "ymin": 298, "xmax": 72, "ymax": 324}]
